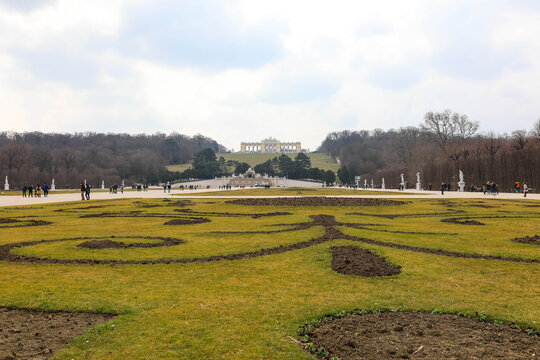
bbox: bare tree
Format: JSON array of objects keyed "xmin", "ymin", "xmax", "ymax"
[
  {"xmin": 484, "ymin": 133, "xmax": 501, "ymax": 179},
  {"xmin": 511, "ymin": 130, "xmax": 528, "ymax": 151},
  {"xmin": 532, "ymin": 118, "xmax": 540, "ymax": 143},
  {"xmin": 6, "ymin": 141, "xmax": 27, "ymax": 182},
  {"xmin": 421, "ymin": 109, "xmax": 455, "ymax": 154},
  {"xmin": 454, "ymin": 113, "xmax": 479, "ymax": 142},
  {"xmin": 390, "ymin": 127, "xmax": 422, "ymax": 168},
  {"xmin": 61, "ymin": 149, "xmax": 76, "ymax": 180},
  {"xmin": 421, "ymin": 110, "xmax": 478, "ymax": 157}
]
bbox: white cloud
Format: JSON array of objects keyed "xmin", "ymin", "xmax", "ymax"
[{"xmin": 0, "ymin": 0, "xmax": 539, "ymax": 151}]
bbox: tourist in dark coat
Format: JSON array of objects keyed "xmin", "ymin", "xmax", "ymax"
[{"xmin": 80, "ymin": 183, "xmax": 86, "ymax": 200}]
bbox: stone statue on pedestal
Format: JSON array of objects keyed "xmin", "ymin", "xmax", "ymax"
[
  {"xmin": 4, "ymin": 176, "xmax": 9, "ymax": 191},
  {"xmin": 416, "ymin": 172, "xmax": 421, "ymax": 191},
  {"xmin": 51, "ymin": 178, "xmax": 56, "ymax": 190},
  {"xmin": 381, "ymin": 178, "xmax": 385, "ymax": 190},
  {"xmin": 458, "ymin": 170, "xmax": 465, "ymax": 192}
]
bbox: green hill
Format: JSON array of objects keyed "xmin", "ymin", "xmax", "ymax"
[{"xmin": 167, "ymin": 153, "xmax": 339, "ymax": 172}]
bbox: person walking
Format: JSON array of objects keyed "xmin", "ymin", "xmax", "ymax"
[
  {"xmin": 28, "ymin": 184, "xmax": 33, "ymax": 197},
  {"xmin": 80, "ymin": 183, "xmax": 86, "ymax": 200},
  {"xmin": 523, "ymin": 182, "xmax": 528, "ymax": 198},
  {"xmin": 21, "ymin": 184, "xmax": 27, "ymax": 197},
  {"xmin": 440, "ymin": 182, "xmax": 445, "ymax": 195},
  {"xmin": 43, "ymin": 183, "xmax": 48, "ymax": 197},
  {"xmin": 85, "ymin": 184, "xmax": 91, "ymax": 200}
]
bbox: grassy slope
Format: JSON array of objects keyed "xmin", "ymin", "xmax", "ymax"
[
  {"xmin": 167, "ymin": 153, "xmax": 339, "ymax": 173},
  {"xmin": 0, "ymin": 198, "xmax": 538, "ymax": 359}
]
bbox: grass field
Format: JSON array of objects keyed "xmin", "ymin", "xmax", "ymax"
[
  {"xmin": 175, "ymin": 187, "xmax": 423, "ymax": 196},
  {"xmin": 167, "ymin": 153, "xmax": 339, "ymax": 173},
  {"xmin": 0, "ymin": 197, "xmax": 538, "ymax": 359}
]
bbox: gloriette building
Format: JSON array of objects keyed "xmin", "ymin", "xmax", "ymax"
[{"xmin": 240, "ymin": 138, "xmax": 301, "ymax": 153}]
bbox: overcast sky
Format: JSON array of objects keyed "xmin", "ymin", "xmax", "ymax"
[{"xmin": 1, "ymin": 0, "xmax": 539, "ymax": 151}]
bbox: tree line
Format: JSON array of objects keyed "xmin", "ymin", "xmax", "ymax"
[
  {"xmin": 320, "ymin": 111, "xmax": 540, "ymax": 192},
  {"xmin": 0, "ymin": 132, "xmax": 224, "ymax": 188}
]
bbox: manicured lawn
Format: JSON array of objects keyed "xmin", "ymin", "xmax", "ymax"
[{"xmin": 0, "ymin": 197, "xmax": 538, "ymax": 359}]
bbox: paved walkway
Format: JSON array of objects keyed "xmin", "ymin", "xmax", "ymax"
[{"xmin": 0, "ymin": 188, "xmax": 538, "ymax": 208}]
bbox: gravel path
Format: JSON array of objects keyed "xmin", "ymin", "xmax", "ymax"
[{"xmin": 0, "ymin": 188, "xmax": 538, "ymax": 207}]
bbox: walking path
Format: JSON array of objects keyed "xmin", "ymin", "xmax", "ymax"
[{"xmin": 0, "ymin": 188, "xmax": 538, "ymax": 208}]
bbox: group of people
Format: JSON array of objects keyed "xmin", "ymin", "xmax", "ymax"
[
  {"xmin": 21, "ymin": 184, "xmax": 49, "ymax": 197},
  {"xmin": 514, "ymin": 181, "xmax": 530, "ymax": 197},
  {"xmin": 80, "ymin": 183, "xmax": 91, "ymax": 200},
  {"xmin": 109, "ymin": 184, "xmax": 124, "ymax": 194}
]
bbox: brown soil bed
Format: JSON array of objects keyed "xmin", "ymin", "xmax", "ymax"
[
  {"xmin": 163, "ymin": 217, "xmax": 211, "ymax": 225},
  {"xmin": 347, "ymin": 210, "xmax": 464, "ymax": 219},
  {"xmin": 0, "ymin": 307, "xmax": 114, "ymax": 360},
  {"xmin": 331, "ymin": 246, "xmax": 401, "ymax": 277},
  {"xmin": 76, "ymin": 236, "xmax": 185, "ymax": 249},
  {"xmin": 441, "ymin": 218, "xmax": 485, "ymax": 225},
  {"xmin": 226, "ymin": 197, "xmax": 406, "ymax": 207},
  {"xmin": 174, "ymin": 208, "xmax": 292, "ymax": 218},
  {"xmin": 512, "ymin": 235, "xmax": 540, "ymax": 245},
  {"xmin": 306, "ymin": 312, "xmax": 539, "ymax": 360},
  {"xmin": 0, "ymin": 218, "xmax": 52, "ymax": 228},
  {"xmin": 136, "ymin": 199, "xmax": 193, "ymax": 208}
]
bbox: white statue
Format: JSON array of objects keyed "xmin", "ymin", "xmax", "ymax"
[
  {"xmin": 101, "ymin": 180, "xmax": 105, "ymax": 189},
  {"xmin": 51, "ymin": 178, "xmax": 56, "ymax": 190},
  {"xmin": 122, "ymin": 179, "xmax": 125, "ymax": 187},
  {"xmin": 381, "ymin": 177, "xmax": 386, "ymax": 190},
  {"xmin": 4, "ymin": 176, "xmax": 9, "ymax": 191},
  {"xmin": 416, "ymin": 172, "xmax": 421, "ymax": 191},
  {"xmin": 370, "ymin": 178, "xmax": 374, "ymax": 189},
  {"xmin": 364, "ymin": 179, "xmax": 368, "ymax": 189},
  {"xmin": 400, "ymin": 174, "xmax": 405, "ymax": 190},
  {"xmin": 84, "ymin": 179, "xmax": 87, "ymax": 187},
  {"xmin": 458, "ymin": 170, "xmax": 465, "ymax": 192}
]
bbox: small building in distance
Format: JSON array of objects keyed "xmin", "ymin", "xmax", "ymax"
[{"xmin": 240, "ymin": 138, "xmax": 301, "ymax": 153}]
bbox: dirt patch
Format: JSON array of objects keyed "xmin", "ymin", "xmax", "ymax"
[
  {"xmin": 0, "ymin": 307, "xmax": 114, "ymax": 360},
  {"xmin": 174, "ymin": 208, "xmax": 292, "ymax": 219},
  {"xmin": 76, "ymin": 236, "xmax": 185, "ymax": 249},
  {"xmin": 331, "ymin": 246, "xmax": 401, "ymax": 277},
  {"xmin": 0, "ymin": 218, "xmax": 18, "ymax": 224},
  {"xmin": 347, "ymin": 210, "xmax": 465, "ymax": 219},
  {"xmin": 227, "ymin": 197, "xmax": 406, "ymax": 207},
  {"xmin": 304, "ymin": 312, "xmax": 539, "ymax": 360},
  {"xmin": 0, "ymin": 218, "xmax": 52, "ymax": 228},
  {"xmin": 163, "ymin": 218, "xmax": 211, "ymax": 225},
  {"xmin": 441, "ymin": 218, "xmax": 485, "ymax": 225},
  {"xmin": 512, "ymin": 235, "xmax": 540, "ymax": 245},
  {"xmin": 136, "ymin": 200, "xmax": 193, "ymax": 208},
  {"xmin": 467, "ymin": 204, "xmax": 497, "ymax": 208}
]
